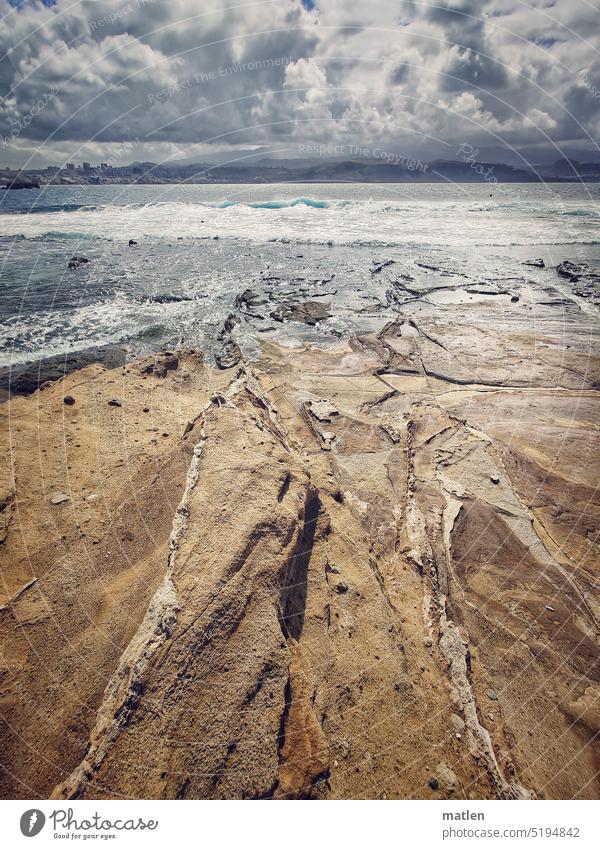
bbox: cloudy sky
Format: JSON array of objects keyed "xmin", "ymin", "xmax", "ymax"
[{"xmin": 1, "ymin": 0, "xmax": 599, "ymax": 168}]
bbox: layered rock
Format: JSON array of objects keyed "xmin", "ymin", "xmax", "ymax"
[{"xmin": 1, "ymin": 316, "xmax": 599, "ymax": 800}]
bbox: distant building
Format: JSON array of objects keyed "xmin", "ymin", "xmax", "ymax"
[
  {"xmin": 82, "ymin": 162, "xmax": 92, "ymax": 172},
  {"xmin": 66, "ymin": 163, "xmax": 75, "ymax": 170}
]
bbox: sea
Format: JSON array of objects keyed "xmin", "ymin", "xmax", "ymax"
[{"xmin": 0, "ymin": 182, "xmax": 599, "ymax": 369}]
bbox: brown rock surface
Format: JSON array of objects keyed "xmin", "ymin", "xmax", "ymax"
[{"xmin": 1, "ymin": 314, "xmax": 599, "ymax": 800}]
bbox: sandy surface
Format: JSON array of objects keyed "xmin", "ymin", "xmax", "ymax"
[{"xmin": 1, "ymin": 267, "xmax": 599, "ymax": 800}]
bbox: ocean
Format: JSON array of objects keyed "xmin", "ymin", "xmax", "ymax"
[{"xmin": 1, "ymin": 182, "xmax": 599, "ymax": 369}]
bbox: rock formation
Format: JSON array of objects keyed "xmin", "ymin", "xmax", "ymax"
[{"xmin": 1, "ymin": 292, "xmax": 599, "ymax": 799}]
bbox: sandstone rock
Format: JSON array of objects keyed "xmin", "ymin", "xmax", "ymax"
[
  {"xmin": 306, "ymin": 399, "xmax": 339, "ymax": 423},
  {"xmin": 1, "ymin": 299, "xmax": 598, "ymax": 803}
]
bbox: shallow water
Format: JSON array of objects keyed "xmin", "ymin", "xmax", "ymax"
[{"xmin": 0, "ymin": 182, "xmax": 598, "ymax": 368}]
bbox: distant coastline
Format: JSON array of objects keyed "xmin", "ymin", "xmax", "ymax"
[{"xmin": 2, "ymin": 156, "xmax": 600, "ymax": 188}]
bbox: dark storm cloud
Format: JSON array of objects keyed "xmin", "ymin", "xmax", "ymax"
[{"xmin": 0, "ymin": 0, "xmax": 598, "ymax": 166}]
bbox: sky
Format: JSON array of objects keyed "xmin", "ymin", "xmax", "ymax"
[{"xmin": 0, "ymin": 0, "xmax": 599, "ymax": 169}]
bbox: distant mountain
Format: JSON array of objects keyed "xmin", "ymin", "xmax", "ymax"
[
  {"xmin": 535, "ymin": 159, "xmax": 600, "ymax": 179},
  {"xmin": 9, "ymin": 156, "xmax": 600, "ymax": 185}
]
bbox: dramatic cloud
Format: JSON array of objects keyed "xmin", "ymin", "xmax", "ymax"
[{"xmin": 0, "ymin": 0, "xmax": 598, "ymax": 167}]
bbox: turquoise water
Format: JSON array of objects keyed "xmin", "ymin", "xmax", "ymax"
[{"xmin": 0, "ymin": 182, "xmax": 598, "ymax": 368}]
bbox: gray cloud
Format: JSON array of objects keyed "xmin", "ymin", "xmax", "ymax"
[{"xmin": 0, "ymin": 0, "xmax": 598, "ymax": 167}]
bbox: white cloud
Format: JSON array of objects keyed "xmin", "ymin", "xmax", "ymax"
[{"xmin": 0, "ymin": 0, "xmax": 598, "ymax": 167}]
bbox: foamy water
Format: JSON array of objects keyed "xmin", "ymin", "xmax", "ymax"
[
  {"xmin": 1, "ymin": 183, "xmax": 599, "ymax": 247},
  {"xmin": 1, "ymin": 182, "xmax": 599, "ymax": 368}
]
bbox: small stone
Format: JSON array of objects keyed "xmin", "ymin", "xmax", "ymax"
[
  {"xmin": 486, "ymin": 689, "xmax": 498, "ymax": 701},
  {"xmin": 488, "ymin": 712, "xmax": 495, "ymax": 721},
  {"xmin": 86, "ymin": 494, "xmax": 99, "ymax": 503},
  {"xmin": 450, "ymin": 713, "xmax": 465, "ymax": 733},
  {"xmin": 108, "ymin": 399, "xmax": 122, "ymax": 407},
  {"xmin": 510, "ymin": 295, "xmax": 520, "ymax": 302},
  {"xmin": 545, "ymin": 605, "xmax": 555, "ymax": 611},
  {"xmin": 63, "ymin": 395, "xmax": 76, "ymax": 406},
  {"xmin": 424, "ymin": 636, "xmax": 433, "ymax": 648},
  {"xmin": 490, "ymin": 474, "xmax": 500, "ymax": 484},
  {"xmin": 437, "ymin": 762, "xmax": 459, "ymax": 792},
  {"xmin": 335, "ymin": 581, "xmax": 349, "ymax": 594},
  {"xmin": 320, "ymin": 431, "xmax": 336, "ymax": 450},
  {"xmin": 50, "ymin": 492, "xmax": 70, "ymax": 505},
  {"xmin": 428, "ymin": 777, "xmax": 439, "ymax": 791},
  {"xmin": 143, "ymin": 407, "xmax": 150, "ymax": 413},
  {"xmin": 129, "ymin": 239, "xmax": 137, "ymax": 246}
]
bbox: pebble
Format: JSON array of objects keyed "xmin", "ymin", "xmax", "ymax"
[
  {"xmin": 428, "ymin": 777, "xmax": 439, "ymax": 791},
  {"xmin": 50, "ymin": 492, "xmax": 70, "ymax": 505},
  {"xmin": 486, "ymin": 689, "xmax": 498, "ymax": 701},
  {"xmin": 336, "ymin": 582, "xmax": 349, "ymax": 594},
  {"xmin": 450, "ymin": 713, "xmax": 465, "ymax": 733},
  {"xmin": 63, "ymin": 395, "xmax": 76, "ymax": 406},
  {"xmin": 108, "ymin": 399, "xmax": 122, "ymax": 407},
  {"xmin": 86, "ymin": 494, "xmax": 99, "ymax": 503},
  {"xmin": 490, "ymin": 474, "xmax": 500, "ymax": 485}
]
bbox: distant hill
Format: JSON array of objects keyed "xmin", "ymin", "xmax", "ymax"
[{"xmin": 5, "ymin": 156, "xmax": 600, "ymax": 185}]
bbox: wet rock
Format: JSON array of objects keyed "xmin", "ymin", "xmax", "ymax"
[
  {"xmin": 63, "ymin": 395, "xmax": 76, "ymax": 406},
  {"xmin": 67, "ymin": 256, "xmax": 89, "ymax": 270},
  {"xmin": 108, "ymin": 399, "xmax": 122, "ymax": 408},
  {"xmin": 217, "ymin": 313, "xmax": 240, "ymax": 340},
  {"xmin": 215, "ymin": 340, "xmax": 242, "ymax": 370},
  {"xmin": 271, "ymin": 301, "xmax": 332, "ymax": 326},
  {"xmin": 145, "ymin": 293, "xmax": 193, "ymax": 304},
  {"xmin": 50, "ymin": 492, "xmax": 70, "ymax": 505},
  {"xmin": 235, "ymin": 289, "xmax": 267, "ymax": 314},
  {"xmin": 523, "ymin": 258, "xmax": 545, "ymax": 268},
  {"xmin": 557, "ymin": 260, "xmax": 583, "ymax": 282},
  {"xmin": 0, "ymin": 346, "xmax": 128, "ymax": 397},
  {"xmin": 371, "ymin": 259, "xmax": 395, "ymax": 275}
]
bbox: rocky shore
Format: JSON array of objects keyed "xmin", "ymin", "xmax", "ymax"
[{"xmin": 1, "ymin": 258, "xmax": 599, "ymax": 800}]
